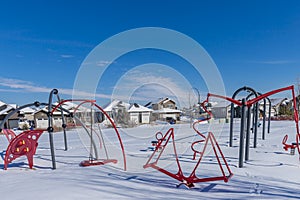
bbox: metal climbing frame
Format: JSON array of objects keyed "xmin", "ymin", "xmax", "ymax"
[
  {"xmin": 208, "ymin": 85, "xmax": 300, "ymax": 167},
  {"xmin": 144, "ymin": 98, "xmax": 233, "ymax": 188}
]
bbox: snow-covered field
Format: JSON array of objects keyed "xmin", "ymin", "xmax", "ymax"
[{"xmin": 1, "ymin": 121, "xmax": 299, "ymax": 200}]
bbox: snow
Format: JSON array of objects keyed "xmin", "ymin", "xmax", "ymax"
[
  {"xmin": 20, "ymin": 106, "xmax": 36, "ymax": 114},
  {"xmin": 0, "ymin": 121, "xmax": 300, "ymax": 199},
  {"xmin": 103, "ymin": 100, "xmax": 130, "ymax": 112},
  {"xmin": 153, "ymin": 108, "xmax": 182, "ymax": 113},
  {"xmin": 128, "ymin": 104, "xmax": 153, "ymax": 113}
]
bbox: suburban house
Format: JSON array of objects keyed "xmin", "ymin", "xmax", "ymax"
[
  {"xmin": 258, "ymin": 98, "xmax": 289, "ymax": 118},
  {"xmin": 103, "ymin": 100, "xmax": 130, "ymax": 118},
  {"xmin": 33, "ymin": 101, "xmax": 90, "ymax": 130},
  {"xmin": 20, "ymin": 107, "xmax": 36, "ymax": 121},
  {"xmin": 103, "ymin": 100, "xmax": 130, "ymax": 126},
  {"xmin": 210, "ymin": 101, "xmax": 231, "ymax": 119},
  {"xmin": 0, "ymin": 101, "xmax": 19, "ymax": 129},
  {"xmin": 128, "ymin": 103, "xmax": 153, "ymax": 124},
  {"xmin": 33, "ymin": 107, "xmax": 68, "ymax": 130},
  {"xmin": 149, "ymin": 98, "xmax": 182, "ymax": 122}
]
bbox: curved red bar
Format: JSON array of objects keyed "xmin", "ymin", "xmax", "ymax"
[
  {"xmin": 50, "ymin": 98, "xmax": 127, "ymax": 171},
  {"xmin": 208, "ymin": 85, "xmax": 300, "ymax": 158}
]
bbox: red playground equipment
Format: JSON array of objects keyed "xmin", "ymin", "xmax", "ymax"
[
  {"xmin": 0, "ymin": 88, "xmax": 127, "ymax": 171},
  {"xmin": 4, "ymin": 130, "xmax": 44, "ymax": 170},
  {"xmin": 51, "ymin": 99, "xmax": 127, "ymax": 170},
  {"xmin": 207, "ymin": 85, "xmax": 300, "ymax": 162},
  {"xmin": 144, "ymin": 99, "xmax": 233, "ymax": 188}
]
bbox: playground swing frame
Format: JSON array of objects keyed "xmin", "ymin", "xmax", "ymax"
[
  {"xmin": 51, "ymin": 98, "xmax": 127, "ymax": 170},
  {"xmin": 208, "ymin": 85, "xmax": 300, "ymax": 167}
]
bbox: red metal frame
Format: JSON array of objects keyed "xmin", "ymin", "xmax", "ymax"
[
  {"xmin": 144, "ymin": 128, "xmax": 233, "ymax": 187},
  {"xmin": 1, "ymin": 129, "xmax": 16, "ymax": 142},
  {"xmin": 52, "ymin": 99, "xmax": 127, "ymax": 170},
  {"xmin": 144, "ymin": 98, "xmax": 233, "ymax": 187},
  {"xmin": 4, "ymin": 130, "xmax": 44, "ymax": 170},
  {"xmin": 144, "ymin": 85, "xmax": 300, "ymax": 187},
  {"xmin": 208, "ymin": 85, "xmax": 300, "ymax": 157}
]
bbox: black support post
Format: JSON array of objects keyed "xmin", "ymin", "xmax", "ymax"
[
  {"xmin": 239, "ymin": 99, "xmax": 246, "ymax": 168},
  {"xmin": 245, "ymin": 105, "xmax": 252, "ymax": 161}
]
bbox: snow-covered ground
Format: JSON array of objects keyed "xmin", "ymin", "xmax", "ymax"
[{"xmin": 0, "ymin": 121, "xmax": 299, "ymax": 200}]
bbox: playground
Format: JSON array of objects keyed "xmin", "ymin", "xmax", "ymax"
[
  {"xmin": 0, "ymin": 86, "xmax": 298, "ymax": 199},
  {"xmin": 0, "ymin": 120, "xmax": 299, "ymax": 199}
]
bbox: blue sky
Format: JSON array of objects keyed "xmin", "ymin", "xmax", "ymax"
[{"xmin": 0, "ymin": 0, "xmax": 300, "ymax": 107}]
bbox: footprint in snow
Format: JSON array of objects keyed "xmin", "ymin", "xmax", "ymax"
[{"xmin": 249, "ymin": 183, "xmax": 263, "ymax": 195}]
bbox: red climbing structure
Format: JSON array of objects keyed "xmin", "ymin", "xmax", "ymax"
[
  {"xmin": 4, "ymin": 130, "xmax": 44, "ymax": 170},
  {"xmin": 144, "ymin": 99, "xmax": 233, "ymax": 188}
]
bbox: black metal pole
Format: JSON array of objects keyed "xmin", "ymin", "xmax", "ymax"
[
  {"xmin": 48, "ymin": 89, "xmax": 58, "ymax": 169},
  {"xmin": 253, "ymin": 102, "xmax": 259, "ymax": 148},
  {"xmin": 239, "ymin": 99, "xmax": 246, "ymax": 168},
  {"xmin": 229, "ymin": 103, "xmax": 235, "ymax": 147},
  {"xmin": 245, "ymin": 105, "xmax": 251, "ymax": 161},
  {"xmin": 231, "ymin": 86, "xmax": 259, "ymax": 149},
  {"xmin": 267, "ymin": 98, "xmax": 272, "ymax": 133},
  {"xmin": 262, "ymin": 99, "xmax": 266, "ymax": 140},
  {"xmin": 251, "ymin": 104, "xmax": 255, "ymax": 133}
]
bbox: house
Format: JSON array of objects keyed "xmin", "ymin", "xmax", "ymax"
[
  {"xmin": 152, "ymin": 108, "xmax": 182, "ymax": 122},
  {"xmin": 259, "ymin": 98, "xmax": 289, "ymax": 117},
  {"xmin": 20, "ymin": 107, "xmax": 36, "ymax": 121},
  {"xmin": 0, "ymin": 101, "xmax": 19, "ymax": 129},
  {"xmin": 103, "ymin": 100, "xmax": 130, "ymax": 126},
  {"xmin": 210, "ymin": 101, "xmax": 231, "ymax": 119},
  {"xmin": 33, "ymin": 101, "xmax": 86, "ymax": 130},
  {"xmin": 33, "ymin": 107, "xmax": 67, "ymax": 130},
  {"xmin": 149, "ymin": 98, "xmax": 181, "ymax": 122},
  {"xmin": 128, "ymin": 103, "xmax": 153, "ymax": 124},
  {"xmin": 151, "ymin": 98, "xmax": 177, "ymax": 110}
]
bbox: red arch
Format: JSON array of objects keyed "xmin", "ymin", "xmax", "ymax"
[{"xmin": 51, "ymin": 99, "xmax": 127, "ymax": 171}]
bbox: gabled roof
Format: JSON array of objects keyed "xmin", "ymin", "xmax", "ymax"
[
  {"xmin": 155, "ymin": 97, "xmax": 175, "ymax": 105},
  {"xmin": 20, "ymin": 107, "xmax": 37, "ymax": 114},
  {"xmin": 128, "ymin": 103, "xmax": 153, "ymax": 113},
  {"xmin": 53, "ymin": 101, "xmax": 88, "ymax": 112},
  {"xmin": 103, "ymin": 100, "xmax": 130, "ymax": 112},
  {"xmin": 33, "ymin": 106, "xmax": 69, "ymax": 116},
  {"xmin": 0, "ymin": 100, "xmax": 6, "ymax": 107},
  {"xmin": 0, "ymin": 103, "xmax": 15, "ymax": 115},
  {"xmin": 9, "ymin": 104, "xmax": 17, "ymax": 109}
]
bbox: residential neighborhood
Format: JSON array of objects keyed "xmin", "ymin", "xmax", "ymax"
[{"xmin": 0, "ymin": 95, "xmax": 299, "ymax": 131}]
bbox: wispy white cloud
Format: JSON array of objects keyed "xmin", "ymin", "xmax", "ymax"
[
  {"xmin": 0, "ymin": 77, "xmax": 111, "ymax": 100},
  {"xmin": 249, "ymin": 60, "xmax": 295, "ymax": 65},
  {"xmin": 96, "ymin": 60, "xmax": 115, "ymax": 67},
  {"xmin": 111, "ymin": 69, "xmax": 197, "ymax": 108},
  {"xmin": 81, "ymin": 60, "xmax": 116, "ymax": 67},
  {"xmin": 60, "ymin": 54, "xmax": 74, "ymax": 58},
  {"xmin": 0, "ymin": 30, "xmax": 94, "ymax": 48}
]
